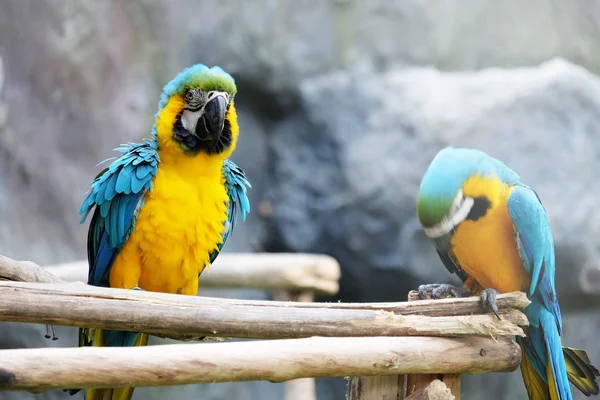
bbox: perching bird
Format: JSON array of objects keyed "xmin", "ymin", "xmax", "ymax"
[
  {"xmin": 69, "ymin": 64, "xmax": 251, "ymax": 400},
  {"xmin": 416, "ymin": 147, "xmax": 598, "ymax": 400}
]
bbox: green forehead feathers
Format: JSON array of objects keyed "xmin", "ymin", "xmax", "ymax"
[{"xmin": 157, "ymin": 64, "xmax": 237, "ymax": 112}]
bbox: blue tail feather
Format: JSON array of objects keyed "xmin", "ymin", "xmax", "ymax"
[{"xmin": 524, "ymin": 302, "xmax": 572, "ymax": 400}]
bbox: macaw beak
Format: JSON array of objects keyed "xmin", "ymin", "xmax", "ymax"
[{"xmin": 197, "ymin": 95, "xmax": 228, "ymax": 147}]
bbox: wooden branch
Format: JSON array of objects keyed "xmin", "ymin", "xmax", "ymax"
[
  {"xmin": 0, "ymin": 281, "xmax": 528, "ymax": 340},
  {"xmin": 406, "ymin": 291, "xmax": 461, "ymax": 399},
  {"xmin": 212, "ymin": 290, "xmax": 530, "ymax": 316},
  {"xmin": 347, "ymin": 289, "xmax": 413, "ymax": 399},
  {"xmin": 42, "ymin": 253, "xmax": 341, "ymax": 294},
  {"xmin": 346, "ymin": 375, "xmax": 405, "ymax": 400},
  {"xmin": 0, "ymin": 255, "xmax": 62, "ymax": 284},
  {"xmin": 406, "ymin": 380, "xmax": 454, "ymax": 400},
  {"xmin": 272, "ymin": 290, "xmax": 316, "ymax": 400},
  {"xmin": 0, "ymin": 253, "xmax": 530, "ymax": 315},
  {"xmin": 0, "ymin": 336, "xmax": 521, "ymax": 392}
]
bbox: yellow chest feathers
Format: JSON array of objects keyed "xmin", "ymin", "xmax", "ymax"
[
  {"xmin": 108, "ymin": 94, "xmax": 235, "ymax": 295},
  {"xmin": 138, "ymin": 157, "xmax": 228, "ymax": 264},
  {"xmin": 449, "ymin": 175, "xmax": 531, "ymax": 293},
  {"xmin": 109, "ymin": 154, "xmax": 229, "ymax": 295}
]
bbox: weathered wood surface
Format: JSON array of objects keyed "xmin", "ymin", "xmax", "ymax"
[
  {"xmin": 346, "ymin": 375, "xmax": 406, "ymax": 400},
  {"xmin": 272, "ymin": 290, "xmax": 316, "ymax": 400},
  {"xmin": 0, "ymin": 252, "xmax": 530, "ymax": 315},
  {"xmin": 406, "ymin": 380, "xmax": 455, "ymax": 400},
  {"xmin": 0, "ymin": 281, "xmax": 528, "ymax": 340},
  {"xmin": 406, "ymin": 290, "xmax": 461, "ymax": 399},
  {"xmin": 348, "ymin": 290, "xmax": 467, "ymax": 399},
  {"xmin": 1, "ymin": 253, "xmax": 341, "ymax": 295},
  {"xmin": 0, "ymin": 336, "xmax": 521, "ymax": 392},
  {"xmin": 406, "ymin": 375, "xmax": 459, "ymax": 400},
  {"xmin": 0, "ymin": 255, "xmax": 63, "ymax": 284}
]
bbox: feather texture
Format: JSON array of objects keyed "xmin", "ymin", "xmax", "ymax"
[
  {"xmin": 418, "ymin": 147, "xmax": 598, "ymax": 400},
  {"xmin": 70, "ymin": 64, "xmax": 250, "ymax": 400}
]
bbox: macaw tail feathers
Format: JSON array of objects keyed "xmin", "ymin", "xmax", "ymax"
[
  {"xmin": 542, "ymin": 310, "xmax": 571, "ymax": 400},
  {"xmin": 519, "ymin": 344, "xmax": 597, "ymax": 400},
  {"xmin": 85, "ymin": 331, "xmax": 149, "ymax": 400},
  {"xmin": 521, "ymin": 305, "xmax": 572, "ymax": 400},
  {"xmin": 563, "ymin": 347, "xmax": 600, "ymax": 396},
  {"xmin": 521, "ymin": 349, "xmax": 551, "ymax": 400}
]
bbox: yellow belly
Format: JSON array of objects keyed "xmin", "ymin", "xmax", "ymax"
[
  {"xmin": 450, "ymin": 187, "xmax": 531, "ymax": 294},
  {"xmin": 109, "ymin": 157, "xmax": 228, "ymax": 296}
]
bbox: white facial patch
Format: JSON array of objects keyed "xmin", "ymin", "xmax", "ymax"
[
  {"xmin": 181, "ymin": 110, "xmax": 202, "ymax": 135},
  {"xmin": 422, "ymin": 189, "xmax": 475, "ymax": 239}
]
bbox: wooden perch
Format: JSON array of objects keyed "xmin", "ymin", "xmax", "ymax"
[
  {"xmin": 0, "ymin": 335, "xmax": 521, "ymax": 392},
  {"xmin": 406, "ymin": 291, "xmax": 461, "ymax": 398},
  {"xmin": 0, "ymin": 281, "xmax": 528, "ymax": 340},
  {"xmin": 0, "ymin": 255, "xmax": 63, "ymax": 284},
  {"xmin": 347, "ymin": 375, "xmax": 405, "ymax": 400},
  {"xmin": 0, "ymin": 252, "xmax": 530, "ymax": 313},
  {"xmin": 37, "ymin": 253, "xmax": 341, "ymax": 294},
  {"xmin": 406, "ymin": 380, "xmax": 454, "ymax": 400}
]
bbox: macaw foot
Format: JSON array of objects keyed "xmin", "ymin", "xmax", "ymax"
[
  {"xmin": 45, "ymin": 324, "xmax": 58, "ymax": 341},
  {"xmin": 417, "ymin": 283, "xmax": 472, "ymax": 300},
  {"xmin": 132, "ymin": 286, "xmax": 144, "ymax": 291},
  {"xmin": 480, "ymin": 288, "xmax": 501, "ymax": 319}
]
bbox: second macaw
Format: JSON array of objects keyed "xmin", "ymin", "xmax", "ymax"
[
  {"xmin": 416, "ymin": 147, "xmax": 598, "ymax": 400},
  {"xmin": 69, "ymin": 64, "xmax": 251, "ymax": 400}
]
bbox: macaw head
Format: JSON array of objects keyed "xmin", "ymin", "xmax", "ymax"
[
  {"xmin": 416, "ymin": 147, "xmax": 520, "ymax": 239},
  {"xmin": 153, "ymin": 64, "xmax": 239, "ymax": 157}
]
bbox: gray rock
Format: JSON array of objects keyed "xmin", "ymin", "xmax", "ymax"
[
  {"xmin": 3, "ymin": 1, "xmax": 600, "ymax": 400},
  {"xmin": 166, "ymin": 0, "xmax": 600, "ymax": 94},
  {"xmin": 0, "ymin": 2, "xmax": 269, "ymax": 400},
  {"xmin": 265, "ymin": 58, "xmax": 600, "ymax": 399},
  {"xmin": 267, "ymin": 58, "xmax": 600, "ymax": 306}
]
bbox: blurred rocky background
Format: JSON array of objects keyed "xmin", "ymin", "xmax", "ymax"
[{"xmin": 2, "ymin": 1, "xmax": 600, "ymax": 399}]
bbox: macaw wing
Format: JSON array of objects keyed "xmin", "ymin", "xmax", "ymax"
[
  {"xmin": 79, "ymin": 141, "xmax": 159, "ymax": 287},
  {"xmin": 506, "ymin": 184, "xmax": 560, "ymax": 325},
  {"xmin": 208, "ymin": 159, "xmax": 251, "ymax": 265}
]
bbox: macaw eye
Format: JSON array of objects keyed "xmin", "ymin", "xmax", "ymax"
[{"xmin": 184, "ymin": 90, "xmax": 196, "ymax": 103}]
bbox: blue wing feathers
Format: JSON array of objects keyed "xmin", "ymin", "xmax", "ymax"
[
  {"xmin": 80, "ymin": 141, "xmax": 159, "ymax": 288},
  {"xmin": 508, "ymin": 184, "xmax": 570, "ymax": 399},
  {"xmin": 507, "ymin": 185, "xmax": 547, "ymax": 295},
  {"xmin": 507, "ymin": 185, "xmax": 561, "ymax": 330},
  {"xmin": 208, "ymin": 159, "xmax": 251, "ymax": 265},
  {"xmin": 223, "ymin": 158, "xmax": 251, "ymax": 227}
]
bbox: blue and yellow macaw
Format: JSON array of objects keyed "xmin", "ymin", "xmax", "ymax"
[
  {"xmin": 416, "ymin": 147, "xmax": 598, "ymax": 400},
  {"xmin": 68, "ymin": 64, "xmax": 251, "ymax": 400}
]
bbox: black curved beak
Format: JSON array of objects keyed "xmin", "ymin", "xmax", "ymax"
[{"xmin": 197, "ymin": 95, "xmax": 228, "ymax": 147}]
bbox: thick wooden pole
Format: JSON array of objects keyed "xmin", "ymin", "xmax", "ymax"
[
  {"xmin": 405, "ymin": 291, "xmax": 460, "ymax": 399},
  {"xmin": 0, "ymin": 255, "xmax": 63, "ymax": 284},
  {"xmin": 347, "ymin": 289, "xmax": 410, "ymax": 400},
  {"xmin": 0, "ymin": 254, "xmax": 530, "ymax": 316},
  {"xmin": 406, "ymin": 380, "xmax": 454, "ymax": 400},
  {"xmin": 272, "ymin": 290, "xmax": 317, "ymax": 400},
  {"xmin": 347, "ymin": 375, "xmax": 405, "ymax": 400},
  {"xmin": 0, "ymin": 281, "xmax": 528, "ymax": 340},
  {"xmin": 43, "ymin": 253, "xmax": 341, "ymax": 294},
  {"xmin": 0, "ymin": 336, "xmax": 521, "ymax": 392}
]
